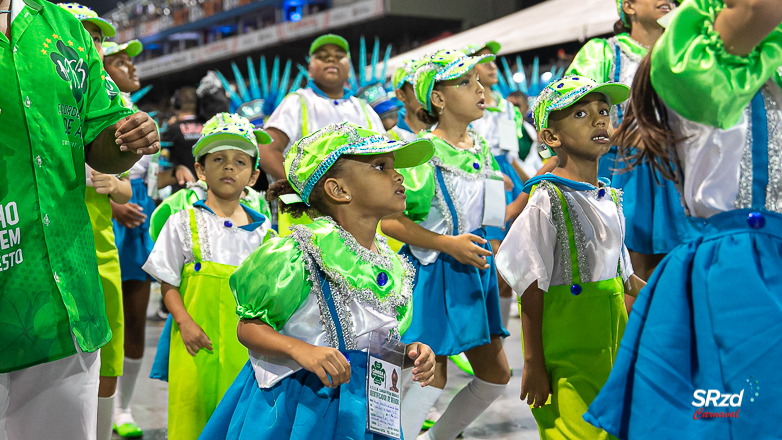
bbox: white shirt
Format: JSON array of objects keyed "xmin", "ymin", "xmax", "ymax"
[
  {"xmin": 668, "ymin": 80, "xmax": 782, "ymax": 218},
  {"xmin": 496, "ymin": 180, "xmax": 633, "ymax": 295},
  {"xmin": 143, "ymin": 203, "xmax": 271, "ymax": 286},
  {"xmin": 264, "ymin": 87, "xmax": 385, "ymax": 152}
]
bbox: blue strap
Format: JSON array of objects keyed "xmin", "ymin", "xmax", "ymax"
[
  {"xmin": 613, "ymin": 43, "xmax": 624, "ymax": 124},
  {"xmin": 318, "ymin": 270, "xmax": 346, "ymax": 352},
  {"xmin": 435, "ymin": 166, "xmax": 459, "ymax": 235},
  {"xmin": 750, "ymin": 91, "xmax": 769, "ymax": 209},
  {"xmin": 522, "ymin": 173, "xmax": 597, "ymax": 194}
]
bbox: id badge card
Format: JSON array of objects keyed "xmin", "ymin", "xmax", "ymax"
[
  {"xmin": 366, "ymin": 330, "xmax": 405, "ymax": 439},
  {"xmin": 482, "ymin": 178, "xmax": 507, "ymax": 229},
  {"xmin": 146, "ymin": 156, "xmax": 160, "ymax": 199},
  {"xmin": 497, "ymin": 118, "xmax": 518, "ymax": 155}
]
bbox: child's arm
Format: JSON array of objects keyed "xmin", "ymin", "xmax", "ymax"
[
  {"xmin": 381, "ymin": 213, "xmax": 492, "ymax": 270},
  {"xmin": 162, "ymin": 282, "xmax": 212, "ymax": 356},
  {"xmin": 91, "ymin": 170, "xmax": 132, "ymax": 204},
  {"xmin": 520, "ymin": 282, "xmax": 551, "ymax": 408},
  {"xmin": 625, "ymin": 274, "xmax": 646, "ymax": 298},
  {"xmin": 236, "ymin": 319, "xmax": 351, "ymax": 389}
]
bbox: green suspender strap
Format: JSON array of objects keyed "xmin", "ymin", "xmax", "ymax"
[
  {"xmin": 188, "ymin": 208, "xmax": 203, "ymax": 264},
  {"xmin": 609, "ymin": 188, "xmax": 623, "ymax": 276},
  {"xmin": 298, "ymin": 91, "xmax": 310, "ymax": 137}
]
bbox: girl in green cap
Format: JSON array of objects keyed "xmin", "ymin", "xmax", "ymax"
[
  {"xmin": 567, "ymin": 0, "xmax": 697, "ymax": 285},
  {"xmin": 199, "ymin": 122, "xmax": 437, "ymax": 439},
  {"xmin": 143, "ymin": 113, "xmax": 273, "ymax": 440},
  {"xmin": 380, "ymin": 49, "xmax": 511, "ymax": 440},
  {"xmin": 585, "ymin": 1, "xmax": 782, "ymax": 438}
]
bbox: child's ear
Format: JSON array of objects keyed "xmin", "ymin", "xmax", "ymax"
[
  {"xmin": 430, "ymin": 90, "xmax": 445, "ymax": 112},
  {"xmin": 540, "ymin": 128, "xmax": 561, "ymax": 150},
  {"xmin": 248, "ymin": 168, "xmax": 261, "ymax": 188},
  {"xmin": 194, "ymin": 161, "xmax": 207, "ymax": 182}
]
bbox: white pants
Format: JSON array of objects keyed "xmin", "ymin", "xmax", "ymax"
[{"xmin": 0, "ymin": 346, "xmax": 100, "ymax": 440}]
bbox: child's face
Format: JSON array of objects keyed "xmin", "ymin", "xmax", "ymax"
[
  {"xmin": 308, "ymin": 44, "xmax": 350, "ymax": 90},
  {"xmin": 82, "ymin": 22, "xmax": 104, "ymax": 62},
  {"xmin": 624, "ymin": 0, "xmax": 674, "ymax": 28},
  {"xmin": 544, "ymin": 93, "xmax": 613, "ymax": 161},
  {"xmin": 433, "ymin": 69, "xmax": 485, "ymax": 122},
  {"xmin": 473, "ymin": 48, "xmax": 498, "ymax": 88},
  {"xmin": 395, "ymin": 82, "xmax": 421, "ymax": 115},
  {"xmin": 195, "ymin": 149, "xmax": 260, "ymax": 201},
  {"xmin": 337, "ymin": 153, "xmax": 407, "ymax": 219},
  {"xmin": 104, "ymin": 52, "xmax": 140, "ymax": 93}
]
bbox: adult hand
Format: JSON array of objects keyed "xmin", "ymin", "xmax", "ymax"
[
  {"xmin": 116, "ymin": 112, "xmax": 160, "ymax": 155},
  {"xmin": 111, "ymin": 200, "xmax": 147, "ymax": 229},
  {"xmin": 406, "ymin": 342, "xmax": 436, "ymax": 387}
]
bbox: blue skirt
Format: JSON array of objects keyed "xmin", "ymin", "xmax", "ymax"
[
  {"xmin": 400, "ymin": 228, "xmax": 509, "ymax": 356},
  {"xmin": 199, "ymin": 352, "xmax": 397, "ymax": 440},
  {"xmin": 113, "ymin": 178, "xmax": 155, "ymax": 282},
  {"xmin": 584, "ymin": 209, "xmax": 782, "ymax": 439},
  {"xmin": 149, "ymin": 314, "xmax": 173, "ymax": 381},
  {"xmin": 606, "ymin": 154, "xmax": 701, "ymax": 255},
  {"xmin": 486, "ymin": 154, "xmax": 524, "ymax": 241}
]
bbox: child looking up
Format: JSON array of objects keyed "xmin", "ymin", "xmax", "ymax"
[
  {"xmin": 200, "ymin": 122, "xmax": 437, "ymax": 439},
  {"xmin": 142, "ymin": 114, "xmax": 273, "ymax": 439},
  {"xmin": 496, "ymin": 76, "xmax": 645, "ymax": 440}
]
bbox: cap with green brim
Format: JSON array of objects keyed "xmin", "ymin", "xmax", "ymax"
[
  {"xmin": 193, "ymin": 113, "xmax": 272, "ymax": 168},
  {"xmin": 463, "ymin": 41, "xmax": 501, "ymax": 56},
  {"xmin": 103, "ymin": 40, "xmax": 143, "ymax": 58},
  {"xmin": 58, "ymin": 3, "xmax": 117, "ymax": 38},
  {"xmin": 532, "ymin": 75, "xmax": 630, "ymax": 132},
  {"xmin": 282, "ymin": 122, "xmax": 434, "ymax": 205},
  {"xmin": 412, "ymin": 49, "xmax": 496, "ymax": 115},
  {"xmin": 392, "ymin": 58, "xmax": 419, "ymax": 90},
  {"xmin": 309, "ymin": 34, "xmax": 349, "ymax": 55}
]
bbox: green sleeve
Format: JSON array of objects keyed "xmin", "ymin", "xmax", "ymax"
[
  {"xmin": 651, "ymin": 0, "xmax": 782, "ymax": 128},
  {"xmin": 399, "ymin": 163, "xmax": 436, "ymax": 222},
  {"xmin": 149, "ymin": 188, "xmax": 200, "ymax": 241},
  {"xmin": 79, "ymin": 27, "xmax": 134, "ymax": 145},
  {"xmin": 230, "ymin": 237, "xmax": 312, "ymax": 330},
  {"xmin": 566, "ymin": 38, "xmax": 613, "ymax": 83}
]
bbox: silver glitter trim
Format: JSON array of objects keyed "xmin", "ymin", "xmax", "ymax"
[
  {"xmin": 288, "ymin": 122, "xmax": 362, "ymax": 192},
  {"xmin": 560, "ymin": 190, "xmax": 592, "ymax": 283},
  {"xmin": 763, "ymin": 87, "xmax": 782, "ymax": 212},
  {"xmin": 321, "ymin": 217, "xmax": 394, "ymax": 271},
  {"xmin": 433, "ymin": 175, "xmax": 456, "ymax": 236},
  {"xmin": 735, "ymin": 106, "xmax": 754, "ymax": 209},
  {"xmin": 289, "ymin": 223, "xmax": 415, "ymax": 350},
  {"xmin": 441, "ymin": 170, "xmax": 469, "ymax": 235},
  {"xmin": 300, "ymin": 250, "xmax": 341, "ymax": 349},
  {"xmin": 180, "ymin": 209, "xmax": 194, "ymax": 258},
  {"xmin": 193, "ymin": 207, "xmax": 212, "ymax": 261},
  {"xmin": 538, "ymin": 182, "xmax": 573, "ymax": 284}
]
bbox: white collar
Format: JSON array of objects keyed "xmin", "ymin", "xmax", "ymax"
[{"xmin": 11, "ymin": 0, "xmax": 24, "ymax": 23}]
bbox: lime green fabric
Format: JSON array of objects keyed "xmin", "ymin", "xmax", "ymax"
[
  {"xmin": 103, "ymin": 39, "xmax": 142, "ymax": 58},
  {"xmin": 524, "ymin": 184, "xmax": 626, "ymax": 440},
  {"xmin": 399, "ymin": 131, "xmax": 501, "ymax": 222},
  {"xmin": 650, "ymin": 0, "xmax": 782, "ymax": 129},
  {"xmin": 463, "ymin": 41, "xmax": 501, "ymax": 56},
  {"xmin": 309, "ymin": 33, "xmax": 349, "ymax": 55},
  {"xmin": 567, "ymin": 34, "xmax": 649, "ymax": 83},
  {"xmin": 0, "ymin": 0, "xmax": 133, "ymax": 373},
  {"xmin": 167, "ymin": 208, "xmax": 248, "ymax": 440},
  {"xmin": 192, "ymin": 113, "xmax": 271, "ymax": 164},
  {"xmin": 392, "ymin": 58, "xmax": 419, "ymax": 90},
  {"xmin": 283, "ymin": 122, "xmax": 434, "ymax": 205},
  {"xmin": 85, "ymin": 187, "xmax": 124, "ymax": 377},
  {"xmin": 57, "ymin": 2, "xmax": 116, "ymax": 38},
  {"xmin": 532, "ymin": 76, "xmax": 630, "ymax": 131},
  {"xmin": 231, "ymin": 217, "xmax": 413, "ymax": 332},
  {"xmin": 412, "ymin": 49, "xmax": 495, "ymax": 114}
]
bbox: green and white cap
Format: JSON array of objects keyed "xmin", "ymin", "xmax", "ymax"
[
  {"xmin": 532, "ymin": 75, "xmax": 630, "ymax": 132},
  {"xmin": 412, "ymin": 49, "xmax": 495, "ymax": 115},
  {"xmin": 309, "ymin": 34, "xmax": 349, "ymax": 55},
  {"xmin": 58, "ymin": 3, "xmax": 116, "ymax": 38},
  {"xmin": 282, "ymin": 122, "xmax": 434, "ymax": 205},
  {"xmin": 392, "ymin": 58, "xmax": 420, "ymax": 90},
  {"xmin": 104, "ymin": 40, "xmax": 143, "ymax": 58},
  {"xmin": 192, "ymin": 113, "xmax": 272, "ymax": 168},
  {"xmin": 463, "ymin": 41, "xmax": 501, "ymax": 56}
]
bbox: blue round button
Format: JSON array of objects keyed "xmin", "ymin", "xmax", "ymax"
[
  {"xmin": 377, "ymin": 272, "xmax": 389, "ymax": 287},
  {"xmin": 194, "ymin": 262, "xmax": 201, "ymax": 272},
  {"xmin": 224, "ymin": 220, "xmax": 233, "ymax": 228},
  {"xmin": 571, "ymin": 284, "xmax": 582, "ymax": 296},
  {"xmin": 473, "ymin": 162, "xmax": 480, "ymax": 170},
  {"xmin": 747, "ymin": 211, "xmax": 766, "ymax": 229},
  {"xmin": 598, "ymin": 188, "xmax": 606, "ymax": 198}
]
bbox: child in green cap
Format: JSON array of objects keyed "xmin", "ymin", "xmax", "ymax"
[
  {"xmin": 142, "ymin": 113, "xmax": 274, "ymax": 440},
  {"xmin": 199, "ymin": 122, "xmax": 437, "ymax": 439},
  {"xmin": 389, "ymin": 57, "xmax": 431, "ymax": 141},
  {"xmin": 58, "ymin": 4, "xmax": 133, "ymax": 439},
  {"xmin": 380, "ymin": 49, "xmax": 512, "ymax": 440},
  {"xmin": 495, "ymin": 75, "xmax": 645, "ymax": 440}
]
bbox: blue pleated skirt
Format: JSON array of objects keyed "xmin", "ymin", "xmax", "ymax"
[
  {"xmin": 199, "ymin": 351, "xmax": 397, "ymax": 440},
  {"xmin": 400, "ymin": 228, "xmax": 509, "ymax": 356},
  {"xmin": 486, "ymin": 154, "xmax": 524, "ymax": 241},
  {"xmin": 113, "ymin": 178, "xmax": 155, "ymax": 281},
  {"xmin": 604, "ymin": 152, "xmax": 701, "ymax": 255},
  {"xmin": 584, "ymin": 209, "xmax": 782, "ymax": 439}
]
